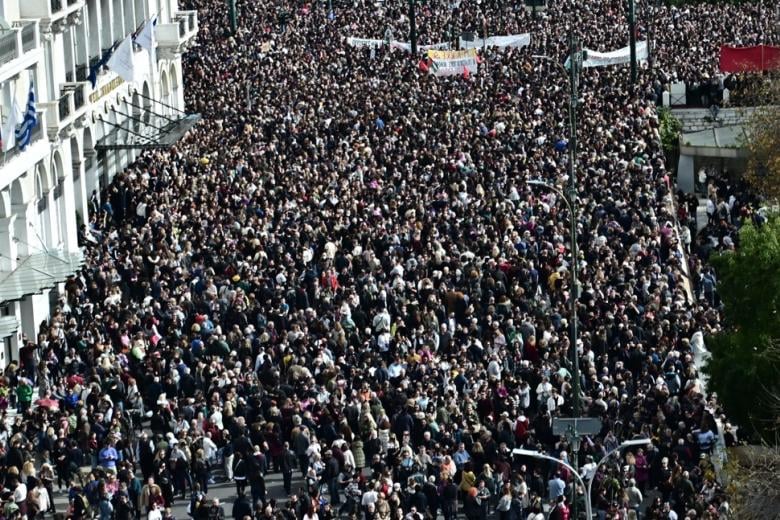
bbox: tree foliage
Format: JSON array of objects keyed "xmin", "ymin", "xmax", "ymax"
[
  {"xmin": 658, "ymin": 107, "xmax": 682, "ymax": 155},
  {"xmin": 725, "ymin": 446, "xmax": 780, "ymax": 519},
  {"xmin": 743, "ymin": 78, "xmax": 780, "ymax": 200},
  {"xmin": 705, "ymin": 215, "xmax": 780, "ymax": 442}
]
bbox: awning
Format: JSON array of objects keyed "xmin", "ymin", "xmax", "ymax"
[
  {"xmin": 95, "ymin": 92, "xmax": 201, "ymax": 151},
  {"xmin": 0, "ymin": 249, "xmax": 85, "ymax": 304},
  {"xmin": 680, "ymin": 124, "xmax": 751, "ymax": 159},
  {"xmin": 0, "ymin": 316, "xmax": 20, "ymax": 338},
  {"xmin": 681, "ymin": 125, "xmax": 751, "ymax": 149}
]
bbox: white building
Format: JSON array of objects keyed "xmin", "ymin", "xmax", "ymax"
[{"xmin": 0, "ymin": 0, "xmax": 197, "ymax": 367}]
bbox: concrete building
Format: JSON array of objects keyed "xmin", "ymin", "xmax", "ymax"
[{"xmin": 0, "ymin": 0, "xmax": 198, "ymax": 367}]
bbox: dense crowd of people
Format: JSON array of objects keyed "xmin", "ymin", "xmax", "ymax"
[{"xmin": 2, "ymin": 0, "xmax": 777, "ymax": 519}]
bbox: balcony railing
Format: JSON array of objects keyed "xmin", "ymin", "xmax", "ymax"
[
  {"xmin": 19, "ymin": 0, "xmax": 83, "ymax": 23},
  {"xmin": 0, "ymin": 30, "xmax": 20, "ymax": 67},
  {"xmin": 58, "ymin": 94, "xmax": 71, "ymax": 120},
  {"xmin": 60, "ymin": 81, "xmax": 88, "ymax": 113},
  {"xmin": 157, "ymin": 10, "xmax": 198, "ymax": 50},
  {"xmin": 72, "ymin": 82, "xmax": 85, "ymax": 109},
  {"xmin": 20, "ymin": 22, "xmax": 37, "ymax": 53},
  {"xmin": 75, "ymin": 63, "xmax": 88, "ymax": 82}
]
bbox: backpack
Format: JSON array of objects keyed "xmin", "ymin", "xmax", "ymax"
[{"xmin": 85, "ymin": 480, "xmax": 101, "ymax": 506}]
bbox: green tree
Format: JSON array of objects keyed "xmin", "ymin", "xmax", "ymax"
[
  {"xmin": 705, "ymin": 214, "xmax": 780, "ymax": 442},
  {"xmin": 725, "ymin": 446, "xmax": 780, "ymax": 519},
  {"xmin": 738, "ymin": 75, "xmax": 780, "ymax": 200},
  {"xmin": 658, "ymin": 107, "xmax": 682, "ymax": 156}
]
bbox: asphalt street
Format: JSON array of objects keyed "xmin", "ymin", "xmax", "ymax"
[{"xmin": 50, "ymin": 469, "xmax": 297, "ymax": 519}]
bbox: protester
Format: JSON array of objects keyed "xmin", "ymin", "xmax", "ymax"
[{"xmin": 2, "ymin": 0, "xmax": 768, "ymax": 518}]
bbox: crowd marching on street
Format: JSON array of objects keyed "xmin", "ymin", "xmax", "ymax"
[{"xmin": 1, "ymin": 0, "xmax": 777, "ymax": 519}]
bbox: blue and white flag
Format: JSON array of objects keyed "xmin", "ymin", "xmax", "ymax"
[
  {"xmin": 14, "ymin": 81, "xmax": 37, "ymax": 151},
  {"xmin": 89, "ymin": 48, "xmax": 114, "ymax": 88}
]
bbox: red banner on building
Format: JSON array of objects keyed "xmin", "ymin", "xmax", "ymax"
[{"xmin": 719, "ymin": 45, "xmax": 780, "ymax": 73}]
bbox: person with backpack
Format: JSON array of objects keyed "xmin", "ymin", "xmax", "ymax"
[
  {"xmin": 188, "ymin": 483, "xmax": 205, "ymax": 518},
  {"xmin": 71, "ymin": 488, "xmax": 91, "ymax": 520},
  {"xmin": 99, "ymin": 491, "xmax": 114, "ymax": 520},
  {"xmin": 115, "ymin": 492, "xmax": 135, "ymax": 520},
  {"xmin": 233, "ymin": 452, "xmax": 248, "ymax": 496}
]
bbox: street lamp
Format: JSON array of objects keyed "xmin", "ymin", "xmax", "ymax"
[
  {"xmin": 530, "ymin": 37, "xmax": 583, "ymax": 519},
  {"xmin": 586, "ymin": 439, "xmax": 652, "ymax": 504},
  {"xmin": 512, "ymin": 448, "xmax": 592, "ymax": 520},
  {"xmin": 408, "ymin": 0, "xmax": 417, "ymax": 54}
]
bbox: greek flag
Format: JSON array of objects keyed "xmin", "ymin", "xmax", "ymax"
[{"xmin": 15, "ymin": 82, "xmax": 37, "ymax": 151}]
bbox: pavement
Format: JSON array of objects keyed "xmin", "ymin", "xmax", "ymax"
[{"xmin": 50, "ymin": 469, "xmax": 299, "ymax": 519}]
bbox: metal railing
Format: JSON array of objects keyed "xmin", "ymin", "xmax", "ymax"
[
  {"xmin": 51, "ymin": 0, "xmax": 63, "ymax": 13},
  {"xmin": 0, "ymin": 30, "xmax": 20, "ymax": 66},
  {"xmin": 72, "ymin": 83, "xmax": 85, "ymax": 109},
  {"xmin": 58, "ymin": 94, "xmax": 71, "ymax": 120},
  {"xmin": 20, "ymin": 22, "xmax": 37, "ymax": 53},
  {"xmin": 60, "ymin": 81, "xmax": 87, "ymax": 111},
  {"xmin": 76, "ymin": 64, "xmax": 88, "ymax": 81}
]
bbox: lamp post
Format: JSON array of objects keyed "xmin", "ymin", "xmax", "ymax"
[
  {"xmin": 628, "ymin": 0, "xmax": 638, "ymax": 83},
  {"xmin": 227, "ymin": 0, "xmax": 237, "ymax": 34},
  {"xmin": 408, "ymin": 0, "xmax": 417, "ymax": 54},
  {"xmin": 586, "ymin": 439, "xmax": 652, "ymax": 507},
  {"xmin": 512, "ymin": 449, "xmax": 592, "ymax": 520},
  {"xmin": 528, "ymin": 177, "xmax": 582, "ymax": 496},
  {"xmin": 531, "ymin": 34, "xmax": 582, "ymax": 518}
]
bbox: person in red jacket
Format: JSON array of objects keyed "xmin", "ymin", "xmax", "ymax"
[{"xmin": 549, "ymin": 495, "xmax": 570, "ymax": 520}]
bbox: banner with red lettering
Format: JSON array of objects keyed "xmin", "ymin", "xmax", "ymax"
[{"xmin": 719, "ymin": 45, "xmax": 780, "ymax": 73}]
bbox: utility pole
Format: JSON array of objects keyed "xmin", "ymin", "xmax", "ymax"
[
  {"xmin": 409, "ymin": 0, "xmax": 417, "ymax": 54},
  {"xmin": 628, "ymin": 0, "xmax": 637, "ymax": 83},
  {"xmin": 567, "ymin": 32, "xmax": 582, "ymax": 520},
  {"xmin": 227, "ymin": 0, "xmax": 237, "ymax": 34},
  {"xmin": 532, "ymin": 37, "xmax": 585, "ymax": 518}
]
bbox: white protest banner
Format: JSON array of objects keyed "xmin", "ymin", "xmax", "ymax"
[
  {"xmin": 427, "ymin": 48, "xmax": 478, "ymax": 77},
  {"xmin": 346, "ymin": 37, "xmax": 387, "ymax": 48},
  {"xmin": 390, "ymin": 41, "xmax": 451, "ymax": 52},
  {"xmin": 578, "ymin": 41, "xmax": 649, "ymax": 68},
  {"xmin": 459, "ymin": 33, "xmax": 531, "ymax": 50}
]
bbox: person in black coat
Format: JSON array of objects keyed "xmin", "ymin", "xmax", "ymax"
[
  {"xmin": 114, "ymin": 493, "xmax": 135, "ymax": 520},
  {"xmin": 423, "ymin": 478, "xmax": 439, "ymax": 520},
  {"xmin": 280, "ymin": 443, "xmax": 297, "ymax": 496},
  {"xmin": 231, "ymin": 492, "xmax": 253, "ymax": 520},
  {"xmin": 409, "ymin": 485, "xmax": 428, "ymax": 515},
  {"xmin": 441, "ymin": 477, "xmax": 458, "ymax": 520}
]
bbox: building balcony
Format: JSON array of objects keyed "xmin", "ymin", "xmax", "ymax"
[
  {"xmin": 157, "ymin": 10, "xmax": 198, "ymax": 54},
  {"xmin": 20, "ymin": 0, "xmax": 85, "ymax": 32},
  {"xmin": 0, "ymin": 21, "xmax": 42, "ymax": 84},
  {"xmin": 42, "ymin": 81, "xmax": 90, "ymax": 139},
  {"xmin": 60, "ymin": 81, "xmax": 89, "ymax": 115}
]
